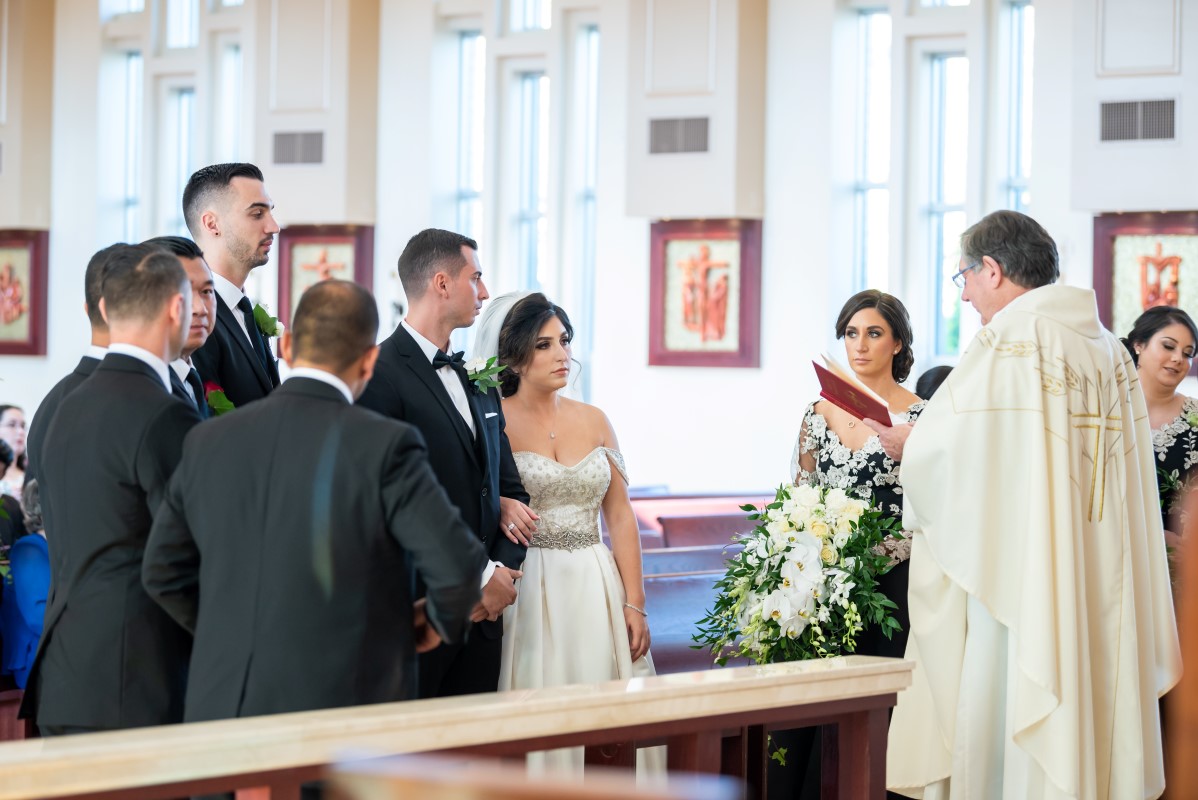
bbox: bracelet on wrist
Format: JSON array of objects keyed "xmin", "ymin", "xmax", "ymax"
[{"xmin": 623, "ymin": 602, "xmax": 648, "ymax": 618}]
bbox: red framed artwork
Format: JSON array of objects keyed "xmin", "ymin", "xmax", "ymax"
[
  {"xmin": 648, "ymin": 219, "xmax": 762, "ymax": 368},
  {"xmin": 277, "ymin": 225, "xmax": 375, "ymax": 326},
  {"xmin": 0, "ymin": 230, "xmax": 48, "ymax": 356},
  {"xmin": 1093, "ymin": 211, "xmax": 1198, "ymax": 339}
]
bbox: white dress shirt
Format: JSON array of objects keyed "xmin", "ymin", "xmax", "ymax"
[
  {"xmin": 401, "ymin": 321, "xmax": 500, "ymax": 589},
  {"xmin": 401, "ymin": 321, "xmax": 476, "ymax": 437},
  {"xmin": 85, "ymin": 345, "xmax": 108, "ymax": 361},
  {"xmin": 108, "ymin": 343, "xmax": 171, "ymax": 393},
  {"xmin": 212, "ymin": 272, "xmax": 253, "ymax": 345},
  {"xmin": 286, "ymin": 367, "xmax": 354, "ymax": 404}
]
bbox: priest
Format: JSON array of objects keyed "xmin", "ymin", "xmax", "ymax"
[{"xmin": 878, "ymin": 211, "xmax": 1182, "ymax": 799}]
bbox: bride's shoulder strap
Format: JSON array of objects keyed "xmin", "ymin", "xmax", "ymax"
[{"xmin": 601, "ymin": 447, "xmax": 630, "ymax": 485}]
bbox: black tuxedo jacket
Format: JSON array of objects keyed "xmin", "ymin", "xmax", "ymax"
[
  {"xmin": 21, "ymin": 354, "xmax": 200, "ymax": 729},
  {"xmin": 191, "ymin": 294, "xmax": 280, "ymax": 409},
  {"xmin": 142, "ymin": 377, "xmax": 486, "ymax": 721},
  {"xmin": 24, "ymin": 355, "xmax": 100, "ymax": 487},
  {"xmin": 358, "ymin": 326, "xmax": 529, "ymax": 576}
]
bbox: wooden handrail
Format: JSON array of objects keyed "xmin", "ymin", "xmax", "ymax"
[{"xmin": 0, "ymin": 656, "xmax": 912, "ymax": 800}]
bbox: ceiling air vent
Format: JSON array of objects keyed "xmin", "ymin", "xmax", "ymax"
[
  {"xmin": 273, "ymin": 131, "xmax": 324, "ymax": 164},
  {"xmin": 1100, "ymin": 100, "xmax": 1176, "ymax": 141},
  {"xmin": 649, "ymin": 117, "xmax": 709, "ymax": 154}
]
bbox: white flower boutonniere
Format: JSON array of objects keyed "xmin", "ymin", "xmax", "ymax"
[
  {"xmin": 464, "ymin": 356, "xmax": 506, "ymax": 393},
  {"xmin": 253, "ymin": 303, "xmax": 285, "ymax": 339}
]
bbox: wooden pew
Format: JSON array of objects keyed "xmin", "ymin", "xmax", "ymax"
[
  {"xmin": 0, "ymin": 657, "xmax": 912, "ymax": 800},
  {"xmin": 642, "ymin": 544, "xmax": 742, "ymax": 576}
]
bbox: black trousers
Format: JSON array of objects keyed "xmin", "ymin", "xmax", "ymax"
[{"xmin": 418, "ymin": 624, "xmax": 502, "ymax": 698}]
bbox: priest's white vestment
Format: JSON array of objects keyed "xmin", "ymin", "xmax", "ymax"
[{"xmin": 887, "ymin": 285, "xmax": 1182, "ymax": 800}]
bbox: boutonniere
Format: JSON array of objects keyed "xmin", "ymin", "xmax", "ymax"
[
  {"xmin": 204, "ymin": 381, "xmax": 236, "ymax": 416},
  {"xmin": 252, "ymin": 303, "xmax": 285, "ymax": 339},
  {"xmin": 463, "ymin": 356, "xmax": 506, "ymax": 393}
]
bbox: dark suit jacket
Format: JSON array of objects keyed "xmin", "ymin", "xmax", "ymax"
[
  {"xmin": 357, "ymin": 325, "xmax": 529, "ymax": 584},
  {"xmin": 191, "ymin": 294, "xmax": 279, "ymax": 409},
  {"xmin": 20, "ymin": 354, "xmax": 200, "ymax": 729},
  {"xmin": 24, "ymin": 355, "xmax": 100, "ymax": 487},
  {"xmin": 142, "ymin": 377, "xmax": 486, "ymax": 721}
]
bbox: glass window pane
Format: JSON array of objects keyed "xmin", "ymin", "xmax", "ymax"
[
  {"xmin": 920, "ymin": 0, "xmax": 970, "ymax": 6},
  {"xmin": 864, "ymin": 188, "xmax": 890, "ymax": 291},
  {"xmin": 940, "ymin": 55, "xmax": 969, "ymax": 206},
  {"xmin": 934, "ymin": 210, "xmax": 968, "ymax": 354},
  {"xmin": 166, "ymin": 0, "xmax": 199, "ymax": 49},
  {"xmin": 517, "ymin": 71, "xmax": 549, "ymax": 289},
  {"xmin": 456, "ymin": 32, "xmax": 486, "ymax": 240},
  {"xmin": 863, "ymin": 13, "xmax": 892, "ymax": 184},
  {"xmin": 511, "ymin": 0, "xmax": 552, "ymax": 32},
  {"xmin": 222, "ymin": 0, "xmax": 245, "ymax": 6},
  {"xmin": 217, "ymin": 44, "xmax": 242, "ymax": 161},
  {"xmin": 166, "ymin": 88, "xmax": 196, "ymax": 236},
  {"xmin": 123, "ymin": 52, "xmax": 143, "ymax": 242}
]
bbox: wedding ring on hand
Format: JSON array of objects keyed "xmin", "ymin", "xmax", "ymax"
[{"xmin": 507, "ymin": 523, "xmax": 516, "ymax": 530}]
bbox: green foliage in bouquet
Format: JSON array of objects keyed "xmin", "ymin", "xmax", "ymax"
[{"xmin": 693, "ymin": 483, "xmax": 903, "ymax": 665}]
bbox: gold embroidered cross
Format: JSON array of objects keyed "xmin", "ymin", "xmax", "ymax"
[{"xmin": 1072, "ymin": 413, "xmax": 1122, "ymax": 522}]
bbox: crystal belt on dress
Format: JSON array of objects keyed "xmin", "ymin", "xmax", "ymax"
[{"xmin": 529, "ymin": 526, "xmax": 601, "ymax": 552}]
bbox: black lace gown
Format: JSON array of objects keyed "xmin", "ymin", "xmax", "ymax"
[
  {"xmin": 1151, "ymin": 396, "xmax": 1198, "ymax": 533},
  {"xmin": 769, "ymin": 399, "xmax": 924, "ymax": 800}
]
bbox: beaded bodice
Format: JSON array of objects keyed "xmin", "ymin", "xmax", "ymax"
[{"xmin": 513, "ymin": 447, "xmax": 628, "ymax": 551}]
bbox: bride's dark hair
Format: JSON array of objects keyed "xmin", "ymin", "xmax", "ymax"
[
  {"xmin": 834, "ymin": 290, "xmax": 915, "ymax": 383},
  {"xmin": 497, "ymin": 293, "xmax": 575, "ymax": 397},
  {"xmin": 1121, "ymin": 305, "xmax": 1198, "ymax": 367}
]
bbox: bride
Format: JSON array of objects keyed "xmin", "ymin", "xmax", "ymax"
[{"xmin": 473, "ymin": 291, "xmax": 660, "ymax": 774}]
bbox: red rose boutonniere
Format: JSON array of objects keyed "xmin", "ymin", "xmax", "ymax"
[{"xmin": 204, "ymin": 382, "xmax": 236, "ymax": 416}]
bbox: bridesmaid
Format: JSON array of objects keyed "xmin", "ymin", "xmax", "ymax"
[{"xmin": 1122, "ymin": 305, "xmax": 1198, "ymax": 551}]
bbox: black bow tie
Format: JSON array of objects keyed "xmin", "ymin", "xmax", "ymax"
[{"xmin": 432, "ymin": 350, "xmax": 466, "ymax": 371}]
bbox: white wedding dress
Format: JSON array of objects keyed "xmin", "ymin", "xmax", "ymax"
[{"xmin": 499, "ymin": 446, "xmax": 664, "ymax": 776}]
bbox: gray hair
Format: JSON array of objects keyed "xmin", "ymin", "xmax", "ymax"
[{"xmin": 960, "ymin": 210, "xmax": 1059, "ymax": 289}]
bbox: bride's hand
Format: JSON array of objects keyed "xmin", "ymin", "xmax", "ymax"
[
  {"xmin": 624, "ymin": 606, "xmax": 651, "ymax": 661},
  {"xmin": 499, "ymin": 497, "xmax": 538, "ymax": 545}
]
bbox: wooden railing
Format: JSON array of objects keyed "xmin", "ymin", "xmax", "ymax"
[{"xmin": 0, "ymin": 656, "xmax": 912, "ymax": 800}]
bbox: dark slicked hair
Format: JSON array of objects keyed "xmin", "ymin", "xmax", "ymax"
[
  {"xmin": 835, "ymin": 289, "xmax": 916, "ymax": 383},
  {"xmin": 84, "ymin": 243, "xmax": 137, "ymax": 330},
  {"xmin": 291, "ymin": 280, "xmax": 379, "ymax": 371},
  {"xmin": 1122, "ymin": 305, "xmax": 1198, "ymax": 366},
  {"xmin": 497, "ymin": 292, "xmax": 575, "ymax": 397},
  {"xmin": 960, "ymin": 210, "xmax": 1059, "ymax": 289},
  {"xmin": 182, "ymin": 162, "xmax": 265, "ymax": 237},
  {"xmin": 101, "ymin": 250, "xmax": 188, "ymax": 324},
  {"xmin": 142, "ymin": 235, "xmax": 204, "ymax": 260},
  {"xmin": 397, "ymin": 228, "xmax": 478, "ymax": 299}
]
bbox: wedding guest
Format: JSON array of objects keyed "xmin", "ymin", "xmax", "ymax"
[
  {"xmin": 782, "ymin": 289, "xmax": 923, "ymax": 799},
  {"xmin": 884, "ymin": 210, "xmax": 1179, "ymax": 799},
  {"xmin": 914, "ymin": 365, "xmax": 952, "ymax": 400},
  {"xmin": 1123, "ymin": 305, "xmax": 1198, "ymax": 547},
  {"xmin": 20, "ymin": 248, "xmax": 200, "ymax": 735},
  {"xmin": 0, "ymin": 441, "xmax": 28, "ymax": 548},
  {"xmin": 357, "ymin": 229, "xmax": 531, "ymax": 699},
  {"xmin": 144, "ymin": 236, "xmax": 217, "ymax": 419},
  {"xmin": 0, "ymin": 406, "xmax": 27, "ymax": 504},
  {"xmin": 143, "ymin": 280, "xmax": 485, "ymax": 719},
  {"xmin": 185, "ymin": 163, "xmax": 281, "ymax": 407},
  {"xmin": 1, "ymin": 479, "xmax": 48, "ymax": 689},
  {"xmin": 24, "ymin": 244, "xmax": 126, "ymax": 489},
  {"xmin": 473, "ymin": 292, "xmax": 661, "ymax": 774}
]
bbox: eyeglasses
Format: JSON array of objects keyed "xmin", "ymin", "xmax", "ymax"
[{"xmin": 951, "ymin": 261, "xmax": 982, "ymax": 289}]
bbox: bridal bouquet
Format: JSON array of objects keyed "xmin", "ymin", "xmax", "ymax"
[{"xmin": 694, "ymin": 484, "xmax": 902, "ymax": 664}]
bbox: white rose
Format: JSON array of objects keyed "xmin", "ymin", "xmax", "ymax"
[
  {"xmin": 824, "ymin": 487, "xmax": 850, "ymax": 512},
  {"xmin": 792, "ymin": 484, "xmax": 821, "ymax": 509},
  {"xmin": 787, "ymin": 504, "xmax": 812, "ymax": 528},
  {"xmin": 832, "ymin": 529, "xmax": 850, "ymax": 549},
  {"xmin": 463, "ymin": 357, "xmax": 489, "ymax": 373}
]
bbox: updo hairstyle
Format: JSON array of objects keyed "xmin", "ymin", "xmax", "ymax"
[
  {"xmin": 834, "ymin": 290, "xmax": 916, "ymax": 383},
  {"xmin": 497, "ymin": 292, "xmax": 576, "ymax": 397}
]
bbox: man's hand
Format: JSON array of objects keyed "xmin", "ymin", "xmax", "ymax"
[
  {"xmin": 499, "ymin": 497, "xmax": 538, "ymax": 545},
  {"xmin": 412, "ymin": 598, "xmax": 442, "ymax": 653},
  {"xmin": 470, "ymin": 565, "xmax": 523, "ymax": 622},
  {"xmin": 862, "ymin": 419, "xmax": 914, "ymax": 462}
]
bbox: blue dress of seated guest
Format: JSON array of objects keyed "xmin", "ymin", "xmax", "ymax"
[{"xmin": 1, "ymin": 533, "xmax": 50, "ymax": 689}]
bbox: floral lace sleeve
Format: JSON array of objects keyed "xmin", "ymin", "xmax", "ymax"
[{"xmin": 790, "ymin": 402, "xmax": 820, "ymax": 485}]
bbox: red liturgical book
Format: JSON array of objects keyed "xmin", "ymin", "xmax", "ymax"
[{"xmin": 812, "ymin": 358, "xmax": 893, "ymax": 427}]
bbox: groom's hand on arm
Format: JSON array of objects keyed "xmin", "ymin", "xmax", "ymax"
[{"xmin": 470, "ymin": 565, "xmax": 523, "ymax": 622}]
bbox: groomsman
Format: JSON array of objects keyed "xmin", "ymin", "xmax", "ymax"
[
  {"xmin": 358, "ymin": 229, "xmax": 533, "ymax": 698},
  {"xmin": 24, "ymin": 243, "xmax": 134, "ymax": 486},
  {"xmin": 21, "ymin": 248, "xmax": 200, "ymax": 735},
  {"xmin": 144, "ymin": 236, "xmax": 217, "ymax": 419},
  {"xmin": 143, "ymin": 280, "xmax": 485, "ymax": 719},
  {"xmin": 185, "ymin": 163, "xmax": 281, "ymax": 407}
]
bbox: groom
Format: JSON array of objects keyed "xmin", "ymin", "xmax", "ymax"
[{"xmin": 358, "ymin": 228, "xmax": 534, "ymax": 698}]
